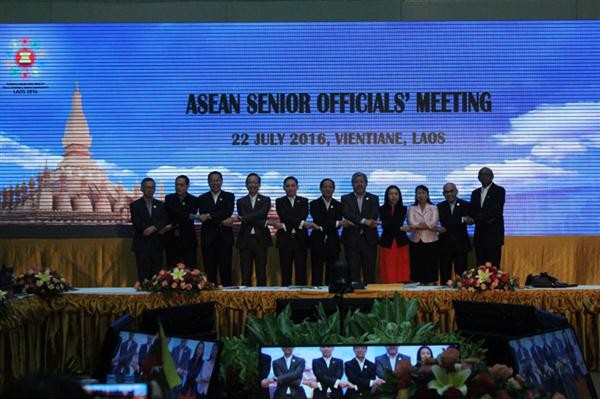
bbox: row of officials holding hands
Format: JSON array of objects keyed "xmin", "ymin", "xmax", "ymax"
[{"xmin": 130, "ymin": 168, "xmax": 505, "ymax": 286}]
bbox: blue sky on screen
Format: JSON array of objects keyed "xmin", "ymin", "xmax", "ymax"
[{"xmin": 1, "ymin": 21, "xmax": 599, "ymax": 235}]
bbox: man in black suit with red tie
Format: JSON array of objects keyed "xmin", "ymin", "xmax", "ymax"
[
  {"xmin": 341, "ymin": 172, "xmax": 379, "ymax": 284},
  {"xmin": 197, "ymin": 171, "xmax": 235, "ymax": 286},
  {"xmin": 470, "ymin": 167, "xmax": 505, "ymax": 267},
  {"xmin": 234, "ymin": 173, "xmax": 272, "ymax": 286},
  {"xmin": 164, "ymin": 175, "xmax": 199, "ymax": 268},
  {"xmin": 310, "ymin": 179, "xmax": 351, "ymax": 286},
  {"xmin": 130, "ymin": 177, "xmax": 169, "ymax": 282},
  {"xmin": 437, "ymin": 183, "xmax": 474, "ymax": 283},
  {"xmin": 274, "ymin": 176, "xmax": 317, "ymax": 286},
  {"xmin": 312, "ymin": 346, "xmax": 349, "ymax": 399},
  {"xmin": 344, "ymin": 346, "xmax": 384, "ymax": 398}
]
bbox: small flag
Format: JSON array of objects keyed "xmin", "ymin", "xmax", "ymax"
[{"xmin": 141, "ymin": 323, "xmax": 182, "ymax": 389}]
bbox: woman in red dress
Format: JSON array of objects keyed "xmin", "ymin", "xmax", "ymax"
[{"xmin": 378, "ymin": 185, "xmax": 411, "ymax": 283}]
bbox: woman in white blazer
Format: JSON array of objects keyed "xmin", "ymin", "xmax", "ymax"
[{"xmin": 407, "ymin": 185, "xmax": 440, "ymax": 284}]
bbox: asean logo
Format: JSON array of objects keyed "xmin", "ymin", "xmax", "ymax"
[{"xmin": 6, "ymin": 38, "xmax": 46, "ymax": 79}]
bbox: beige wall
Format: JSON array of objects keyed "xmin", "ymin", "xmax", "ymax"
[{"xmin": 0, "ymin": 0, "xmax": 598, "ymax": 23}]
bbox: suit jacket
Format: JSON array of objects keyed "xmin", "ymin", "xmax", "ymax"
[
  {"xmin": 312, "ymin": 357, "xmax": 343, "ymax": 399},
  {"xmin": 378, "ymin": 205, "xmax": 410, "ymax": 248},
  {"xmin": 272, "ymin": 355, "xmax": 307, "ymax": 399},
  {"xmin": 341, "ymin": 192, "xmax": 379, "ymax": 246},
  {"xmin": 137, "ymin": 343, "xmax": 150, "ymax": 367},
  {"xmin": 407, "ymin": 204, "xmax": 439, "ymax": 243},
  {"xmin": 437, "ymin": 199, "xmax": 472, "ymax": 254},
  {"xmin": 309, "ymin": 197, "xmax": 343, "ymax": 254},
  {"xmin": 130, "ymin": 197, "xmax": 168, "ymax": 252},
  {"xmin": 164, "ymin": 192, "xmax": 198, "ymax": 248},
  {"xmin": 236, "ymin": 194, "xmax": 273, "ymax": 250},
  {"xmin": 117, "ymin": 339, "xmax": 138, "ymax": 363},
  {"xmin": 275, "ymin": 196, "xmax": 309, "ymax": 249},
  {"xmin": 197, "ymin": 190, "xmax": 235, "ymax": 248},
  {"xmin": 345, "ymin": 358, "xmax": 376, "ymax": 398},
  {"xmin": 171, "ymin": 344, "xmax": 192, "ymax": 371},
  {"xmin": 374, "ymin": 353, "xmax": 410, "ymax": 379},
  {"xmin": 470, "ymin": 183, "xmax": 505, "ymax": 247},
  {"xmin": 259, "ymin": 353, "xmax": 272, "ymax": 399}
]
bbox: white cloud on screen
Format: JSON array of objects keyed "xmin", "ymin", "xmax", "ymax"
[
  {"xmin": 0, "ymin": 132, "xmax": 136, "ymax": 182},
  {"xmin": 494, "ymin": 102, "xmax": 600, "ymax": 161},
  {"xmin": 0, "ymin": 132, "xmax": 63, "ymax": 169},
  {"xmin": 446, "ymin": 159, "xmax": 577, "ymax": 192}
]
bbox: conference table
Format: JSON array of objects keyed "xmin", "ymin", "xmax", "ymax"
[{"xmin": 1, "ymin": 285, "xmax": 599, "ymax": 391}]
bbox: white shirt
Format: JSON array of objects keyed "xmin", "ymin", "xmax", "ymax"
[
  {"xmin": 211, "ymin": 190, "xmax": 221, "ymax": 204},
  {"xmin": 249, "ymin": 194, "xmax": 258, "ymax": 234},
  {"xmin": 284, "ymin": 356, "xmax": 293, "ymax": 394},
  {"xmin": 480, "ymin": 184, "xmax": 491, "ymax": 207}
]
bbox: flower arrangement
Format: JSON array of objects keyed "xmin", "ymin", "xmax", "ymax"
[
  {"xmin": 15, "ymin": 268, "xmax": 72, "ymax": 296},
  {"xmin": 0, "ymin": 289, "xmax": 11, "ymax": 315},
  {"xmin": 134, "ymin": 263, "xmax": 218, "ymax": 293},
  {"xmin": 447, "ymin": 263, "xmax": 520, "ymax": 292},
  {"xmin": 378, "ymin": 348, "xmax": 534, "ymax": 399}
]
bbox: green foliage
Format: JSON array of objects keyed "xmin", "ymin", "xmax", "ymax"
[
  {"xmin": 342, "ymin": 293, "xmax": 436, "ymax": 343},
  {"xmin": 220, "ymin": 293, "xmax": 485, "ymax": 398},
  {"xmin": 220, "ymin": 335, "xmax": 259, "ymax": 397}
]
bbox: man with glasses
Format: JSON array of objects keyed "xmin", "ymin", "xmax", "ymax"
[{"xmin": 437, "ymin": 182, "xmax": 473, "ymax": 283}]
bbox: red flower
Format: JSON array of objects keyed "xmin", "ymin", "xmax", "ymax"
[
  {"xmin": 396, "ymin": 374, "xmax": 412, "ymax": 389},
  {"xmin": 501, "ymin": 274, "xmax": 508, "ymax": 282},
  {"xmin": 478, "ymin": 372, "xmax": 495, "ymax": 389},
  {"xmin": 442, "ymin": 387, "xmax": 463, "ymax": 399}
]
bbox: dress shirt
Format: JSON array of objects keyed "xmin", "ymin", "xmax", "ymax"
[
  {"xmin": 480, "ymin": 184, "xmax": 491, "ymax": 207},
  {"xmin": 284, "ymin": 356, "xmax": 293, "ymax": 394},
  {"xmin": 211, "ymin": 190, "xmax": 221, "ymax": 204},
  {"xmin": 249, "ymin": 194, "xmax": 257, "ymax": 234},
  {"xmin": 144, "ymin": 198, "xmax": 153, "ymax": 216}
]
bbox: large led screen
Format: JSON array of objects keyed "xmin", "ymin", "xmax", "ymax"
[{"xmin": 1, "ymin": 22, "xmax": 599, "ymax": 235}]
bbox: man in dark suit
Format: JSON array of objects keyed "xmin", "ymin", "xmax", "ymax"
[
  {"xmin": 113, "ymin": 332, "xmax": 138, "ymax": 375},
  {"xmin": 130, "ymin": 177, "xmax": 169, "ymax": 282},
  {"xmin": 272, "ymin": 347, "xmax": 307, "ymax": 399},
  {"xmin": 470, "ymin": 167, "xmax": 505, "ymax": 267},
  {"xmin": 374, "ymin": 346, "xmax": 411, "ymax": 379},
  {"xmin": 310, "ymin": 179, "xmax": 350, "ymax": 286},
  {"xmin": 437, "ymin": 183, "xmax": 474, "ymax": 283},
  {"xmin": 137, "ymin": 335, "xmax": 154, "ymax": 367},
  {"xmin": 164, "ymin": 175, "xmax": 199, "ymax": 268},
  {"xmin": 274, "ymin": 176, "xmax": 316, "ymax": 286},
  {"xmin": 312, "ymin": 346, "xmax": 349, "ymax": 399},
  {"xmin": 170, "ymin": 339, "xmax": 192, "ymax": 377},
  {"xmin": 259, "ymin": 352, "xmax": 273, "ymax": 399},
  {"xmin": 344, "ymin": 346, "xmax": 384, "ymax": 398},
  {"xmin": 341, "ymin": 172, "xmax": 379, "ymax": 283},
  {"xmin": 234, "ymin": 173, "xmax": 273, "ymax": 286},
  {"xmin": 197, "ymin": 171, "xmax": 235, "ymax": 286}
]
